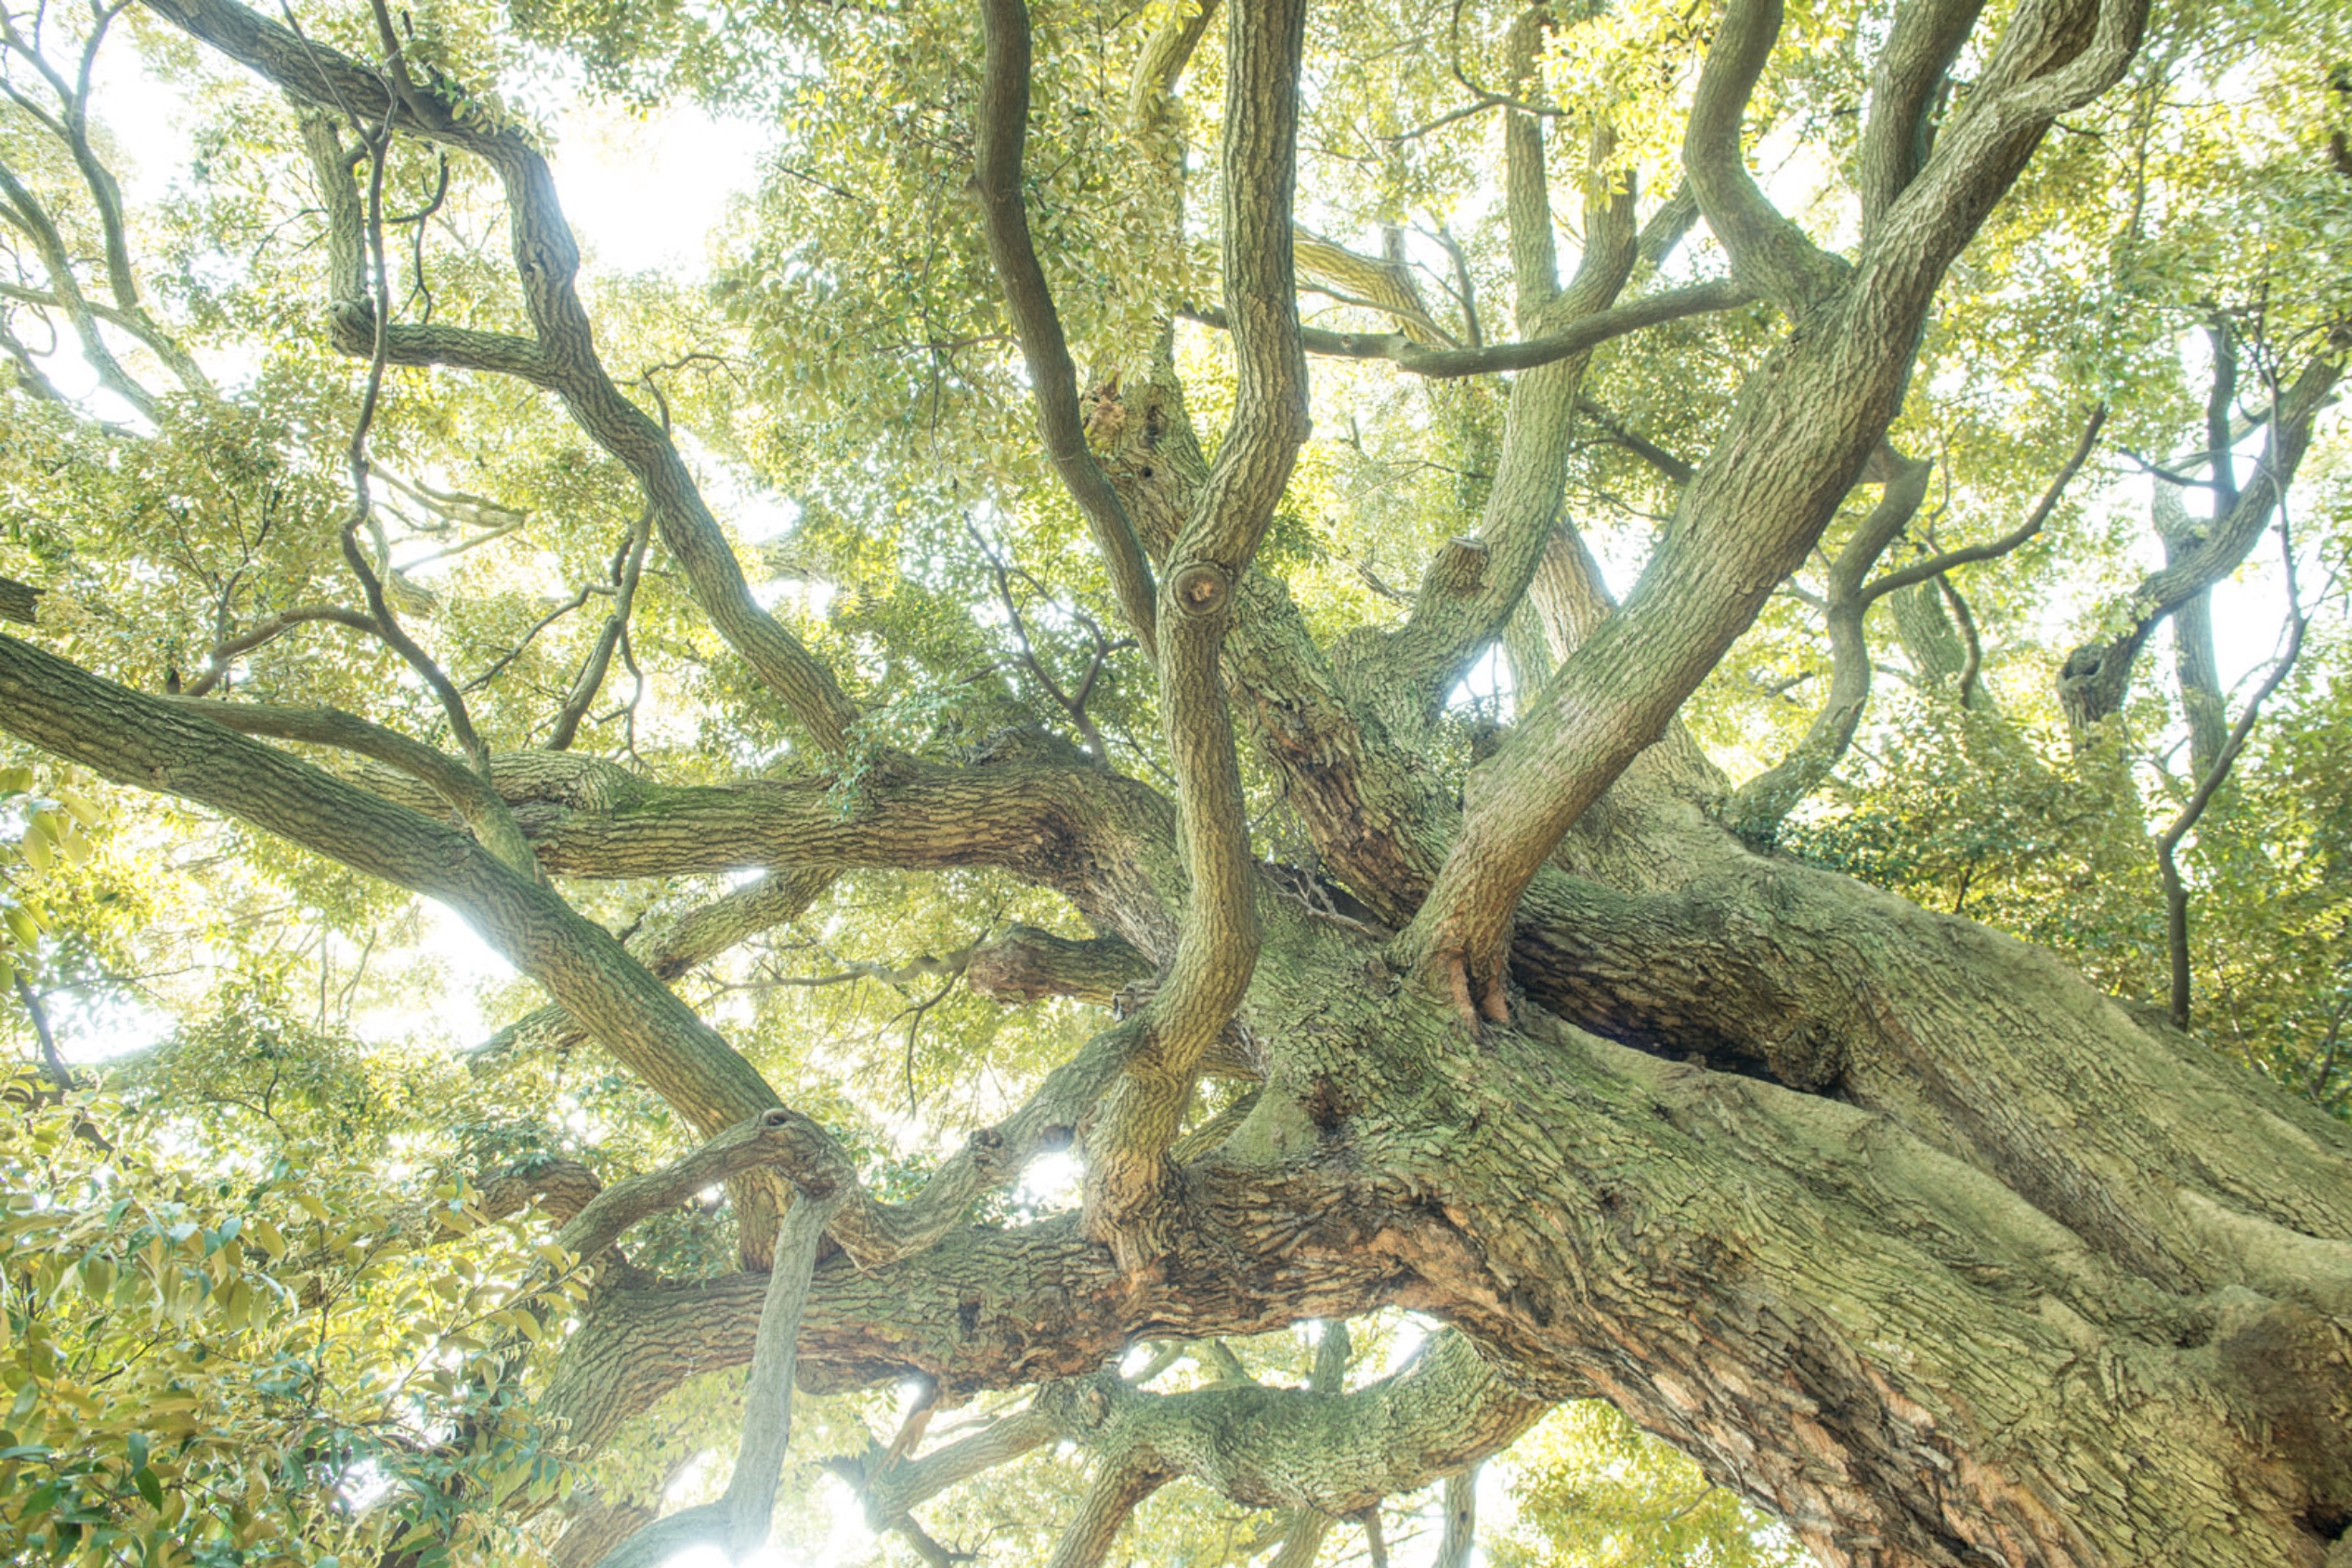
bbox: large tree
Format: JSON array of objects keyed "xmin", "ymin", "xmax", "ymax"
[{"xmin": 1, "ymin": 0, "xmax": 2349, "ymax": 1562}]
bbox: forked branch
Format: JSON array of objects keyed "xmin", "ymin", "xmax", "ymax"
[
  {"xmin": 2060, "ymin": 350, "xmax": 2338, "ymax": 733},
  {"xmin": 0, "ymin": 634, "xmax": 781, "ymax": 1139},
  {"xmin": 187, "ymin": 0, "xmax": 863, "ymax": 753},
  {"xmin": 1085, "ymin": 0, "xmax": 1312, "ymax": 1264}
]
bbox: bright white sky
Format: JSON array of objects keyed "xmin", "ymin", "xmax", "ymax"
[{"xmin": 543, "ymin": 99, "xmax": 767, "ymax": 273}]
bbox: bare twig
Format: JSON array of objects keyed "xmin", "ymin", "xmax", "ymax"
[{"xmin": 2156, "ymin": 517, "xmax": 2309, "ymax": 1030}]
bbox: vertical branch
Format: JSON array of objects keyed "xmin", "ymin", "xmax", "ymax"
[
  {"xmin": 1501, "ymin": 7, "xmax": 1557, "ymax": 329},
  {"xmin": 12, "ymin": 972, "xmax": 72, "ymax": 1091},
  {"xmin": 719, "ymin": 1187, "xmax": 846, "ymax": 1552},
  {"xmin": 2155, "ymin": 519, "xmax": 2306, "ymax": 1031},
  {"xmin": 583, "ymin": 1186, "xmax": 845, "ymax": 1568},
  {"xmin": 325, "ymin": 102, "xmax": 493, "ymax": 777},
  {"xmin": 1085, "ymin": 0, "xmax": 1311, "ymax": 1266},
  {"xmin": 1726, "ymin": 450, "xmax": 1932, "ymax": 845},
  {"xmin": 1434, "ymin": 1469, "xmax": 1478, "ymax": 1568},
  {"xmin": 1936, "ymin": 572, "xmax": 1983, "ymax": 707},
  {"xmin": 1355, "ymin": 107, "xmax": 1640, "ymax": 723},
  {"xmin": 548, "ymin": 509, "xmax": 652, "ymax": 751},
  {"xmin": 2169, "ymin": 317, "xmax": 2241, "ymax": 777},
  {"xmin": 2155, "ymin": 486, "xmax": 2226, "ymax": 777},
  {"xmin": 1856, "ymin": 0, "xmax": 1988, "ymax": 228}
]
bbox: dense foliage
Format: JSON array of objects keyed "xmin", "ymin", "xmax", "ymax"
[{"xmin": 0, "ymin": 0, "xmax": 2345, "ymax": 1561}]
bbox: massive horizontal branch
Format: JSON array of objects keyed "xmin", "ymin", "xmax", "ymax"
[
  {"xmin": 964, "ymin": 925, "xmax": 1153, "ymax": 1006},
  {"xmin": 544, "ymin": 1159, "xmax": 1427, "ymax": 1450},
  {"xmin": 474, "ymin": 869, "xmax": 835, "ymax": 1070},
  {"xmin": 475, "ymin": 746, "xmax": 1186, "ymax": 960}
]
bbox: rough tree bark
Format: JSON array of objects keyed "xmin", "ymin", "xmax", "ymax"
[{"xmin": 1, "ymin": 0, "xmax": 2347, "ymax": 1563}]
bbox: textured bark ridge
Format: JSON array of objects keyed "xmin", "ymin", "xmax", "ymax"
[{"xmin": 3, "ymin": 0, "xmax": 2347, "ymax": 1563}]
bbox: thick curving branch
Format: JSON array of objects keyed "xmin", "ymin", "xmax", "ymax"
[
  {"xmin": 1500, "ymin": 7, "xmax": 1557, "ymax": 328},
  {"xmin": 555, "ymin": 1111, "xmax": 845, "ymax": 1263},
  {"xmin": 1084, "ymin": 0, "xmax": 1313, "ymax": 1264},
  {"xmin": 1860, "ymin": 0, "xmax": 2149, "ymax": 322},
  {"xmin": 2059, "ymin": 349, "xmax": 2338, "ymax": 735},
  {"xmin": 1681, "ymin": 0, "xmax": 1847, "ymax": 313},
  {"xmin": 167, "ymin": 696, "xmax": 538, "ymax": 876},
  {"xmin": 1063, "ymin": 1326, "xmax": 1552, "ymax": 1522},
  {"xmin": 1032, "ymin": 1329, "xmax": 1543, "ymax": 1526},
  {"xmin": 542, "ymin": 1153, "xmax": 1425, "ymax": 1453},
  {"xmin": 963, "ymin": 925, "xmax": 1153, "ymax": 1006},
  {"xmin": 844, "ymin": 1329, "xmax": 1537, "ymax": 1567},
  {"xmin": 450, "ymin": 745, "xmax": 1187, "ymax": 960},
  {"xmin": 1856, "ymin": 0, "xmax": 1988, "ymax": 229},
  {"xmin": 973, "ymin": 0, "xmax": 1162, "ymax": 654},
  {"xmin": 175, "ymin": 604, "xmax": 382, "ymax": 699},
  {"xmin": 1725, "ymin": 449, "xmax": 1933, "ymax": 845},
  {"xmin": 1042, "ymin": 1457, "xmax": 1168, "ymax": 1568}
]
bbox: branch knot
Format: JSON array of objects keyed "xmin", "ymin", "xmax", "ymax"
[{"xmin": 1168, "ymin": 561, "xmax": 1233, "ymax": 619}]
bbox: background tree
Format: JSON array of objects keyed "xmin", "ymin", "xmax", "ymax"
[{"xmin": 0, "ymin": 0, "xmax": 2348, "ymax": 1562}]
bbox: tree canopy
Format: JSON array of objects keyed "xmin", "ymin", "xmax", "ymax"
[{"xmin": 0, "ymin": 0, "xmax": 2348, "ymax": 1562}]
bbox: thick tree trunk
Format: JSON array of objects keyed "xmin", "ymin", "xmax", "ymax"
[
  {"xmin": 535, "ymin": 859, "xmax": 2352, "ymax": 1567},
  {"xmin": 18, "ymin": 584, "xmax": 2343, "ymax": 1568},
  {"xmin": 1222, "ymin": 919, "xmax": 2352, "ymax": 1568}
]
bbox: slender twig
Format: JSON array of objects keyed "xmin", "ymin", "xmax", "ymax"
[
  {"xmin": 460, "ymin": 582, "xmax": 602, "ymax": 694},
  {"xmin": 330, "ymin": 91, "xmax": 490, "ymax": 772},
  {"xmin": 13, "ymin": 971, "xmax": 72, "ymax": 1091},
  {"xmin": 2156, "ymin": 517, "xmax": 2308, "ymax": 1030},
  {"xmin": 549, "ymin": 509, "xmax": 652, "ymax": 750},
  {"xmin": 1860, "ymin": 404, "xmax": 2107, "ymax": 606}
]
